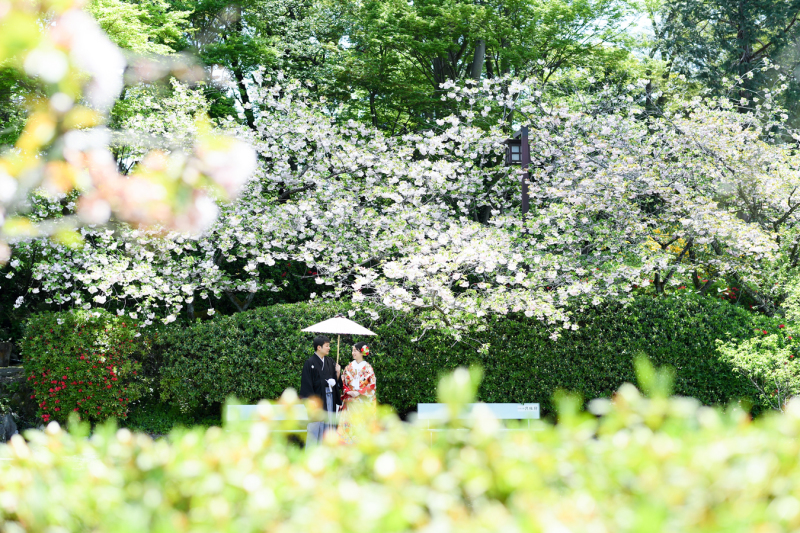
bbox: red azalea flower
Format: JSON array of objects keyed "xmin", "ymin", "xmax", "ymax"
[
  {"xmin": 763, "ymin": 330, "xmax": 768, "ymax": 334},
  {"xmin": 780, "ymin": 324, "xmax": 786, "ymax": 329}
]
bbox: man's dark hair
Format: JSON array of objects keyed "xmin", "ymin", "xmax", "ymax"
[{"xmin": 313, "ymin": 335, "xmax": 330, "ymax": 351}]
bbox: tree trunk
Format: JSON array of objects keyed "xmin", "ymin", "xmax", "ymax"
[
  {"xmin": 231, "ymin": 6, "xmax": 256, "ymax": 131},
  {"xmin": 470, "ymin": 40, "xmax": 485, "ymax": 80},
  {"xmin": 370, "ymin": 91, "xmax": 378, "ymax": 128},
  {"xmin": 432, "ymin": 57, "xmax": 448, "ymax": 88},
  {"xmin": 231, "ymin": 57, "xmax": 257, "ymax": 131}
]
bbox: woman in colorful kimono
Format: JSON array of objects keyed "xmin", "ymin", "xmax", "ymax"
[{"xmin": 338, "ymin": 341, "xmax": 376, "ymax": 442}]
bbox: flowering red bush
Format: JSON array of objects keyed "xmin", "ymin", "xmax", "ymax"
[{"xmin": 21, "ymin": 310, "xmax": 148, "ymax": 425}]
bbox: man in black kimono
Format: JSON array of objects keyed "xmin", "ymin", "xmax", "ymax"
[{"xmin": 299, "ymin": 335, "xmax": 341, "ymax": 445}]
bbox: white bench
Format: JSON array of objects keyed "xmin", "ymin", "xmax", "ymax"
[
  {"xmin": 224, "ymin": 402, "xmax": 542, "ymax": 438},
  {"xmin": 225, "ymin": 403, "xmax": 311, "ymax": 433},
  {"xmin": 416, "ymin": 403, "xmax": 540, "ymax": 429}
]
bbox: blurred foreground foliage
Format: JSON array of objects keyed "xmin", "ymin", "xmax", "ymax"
[{"xmin": 3, "ymin": 365, "xmax": 800, "ymax": 532}]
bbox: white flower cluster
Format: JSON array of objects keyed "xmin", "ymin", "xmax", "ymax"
[{"xmin": 5, "ymin": 72, "xmax": 800, "ymax": 331}]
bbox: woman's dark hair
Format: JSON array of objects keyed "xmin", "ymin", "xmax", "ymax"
[
  {"xmin": 313, "ymin": 335, "xmax": 330, "ymax": 351},
  {"xmin": 354, "ymin": 341, "xmax": 370, "ymax": 355}
]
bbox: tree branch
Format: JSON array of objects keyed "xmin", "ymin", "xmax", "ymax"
[
  {"xmin": 225, "ymin": 290, "xmax": 255, "ymax": 313},
  {"xmin": 751, "ymin": 11, "xmax": 800, "ymax": 60},
  {"xmin": 278, "ymin": 184, "xmax": 316, "ymax": 203}
]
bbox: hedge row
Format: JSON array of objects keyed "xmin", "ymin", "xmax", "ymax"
[
  {"xmin": 20, "ymin": 311, "xmax": 149, "ymax": 425},
  {"xmin": 4, "ymin": 371, "xmax": 800, "ymax": 532},
  {"xmin": 155, "ymin": 294, "xmax": 778, "ymax": 417}
]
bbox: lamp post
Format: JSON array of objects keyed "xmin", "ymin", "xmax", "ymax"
[{"xmin": 504, "ymin": 126, "xmax": 530, "ymax": 215}]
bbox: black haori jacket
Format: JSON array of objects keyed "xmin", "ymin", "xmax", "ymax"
[{"xmin": 299, "ymin": 353, "xmax": 342, "ymax": 411}]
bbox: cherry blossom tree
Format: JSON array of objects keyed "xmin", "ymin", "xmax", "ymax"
[{"xmin": 7, "ymin": 64, "xmax": 800, "ymax": 336}]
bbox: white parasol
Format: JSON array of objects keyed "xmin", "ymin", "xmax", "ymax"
[{"xmin": 302, "ymin": 315, "xmax": 376, "ymax": 364}]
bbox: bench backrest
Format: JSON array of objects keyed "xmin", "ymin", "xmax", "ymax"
[
  {"xmin": 226, "ymin": 402, "xmax": 542, "ymax": 425},
  {"xmin": 417, "ymin": 403, "xmax": 540, "ymax": 420},
  {"xmin": 226, "ymin": 403, "xmax": 309, "ymax": 423}
]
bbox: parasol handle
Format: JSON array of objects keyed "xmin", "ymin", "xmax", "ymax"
[{"xmin": 336, "ymin": 335, "xmax": 340, "ymax": 366}]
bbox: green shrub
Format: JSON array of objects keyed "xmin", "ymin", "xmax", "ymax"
[
  {"xmin": 717, "ymin": 328, "xmax": 800, "ymax": 412},
  {"xmin": 4, "ymin": 370, "xmax": 800, "ymax": 532},
  {"xmin": 122, "ymin": 399, "xmax": 220, "ymax": 435},
  {"xmin": 156, "ymin": 301, "xmax": 354, "ymax": 413},
  {"xmin": 157, "ymin": 294, "xmax": 778, "ymax": 416},
  {"xmin": 20, "ymin": 310, "xmax": 149, "ymax": 425}
]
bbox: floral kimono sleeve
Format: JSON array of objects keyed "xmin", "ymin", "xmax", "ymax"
[
  {"xmin": 341, "ymin": 363, "xmax": 357, "ymax": 397},
  {"xmin": 360, "ymin": 364, "xmax": 377, "ymax": 402}
]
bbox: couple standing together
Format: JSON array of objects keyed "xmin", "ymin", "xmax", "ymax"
[{"xmin": 298, "ymin": 335, "xmax": 376, "ymax": 444}]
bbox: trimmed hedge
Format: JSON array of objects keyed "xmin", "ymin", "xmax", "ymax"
[
  {"xmin": 157, "ymin": 294, "xmax": 778, "ymax": 416},
  {"xmin": 21, "ymin": 310, "xmax": 150, "ymax": 425}
]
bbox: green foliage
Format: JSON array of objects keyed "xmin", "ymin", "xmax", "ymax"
[
  {"xmin": 329, "ymin": 0, "xmax": 635, "ymax": 129},
  {"xmin": 87, "ymin": 0, "xmax": 191, "ymax": 55},
  {"xmin": 122, "ymin": 399, "xmax": 220, "ymax": 435},
  {"xmin": 717, "ymin": 326, "xmax": 800, "ymax": 412},
  {"xmin": 157, "ymin": 294, "xmax": 778, "ymax": 417},
  {"xmin": 20, "ymin": 311, "xmax": 150, "ymax": 425},
  {"xmin": 172, "ymin": 0, "xmax": 637, "ymax": 133},
  {"xmin": 6, "ymin": 370, "xmax": 800, "ymax": 531},
  {"xmin": 0, "ymin": 396, "xmax": 10, "ymax": 416},
  {"xmin": 156, "ymin": 301, "xmax": 351, "ymax": 413},
  {"xmin": 634, "ymin": 353, "xmax": 675, "ymax": 399},
  {"xmin": 645, "ymin": 0, "xmax": 800, "ymax": 122},
  {"xmin": 0, "ymin": 68, "xmax": 27, "ymax": 147}
]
